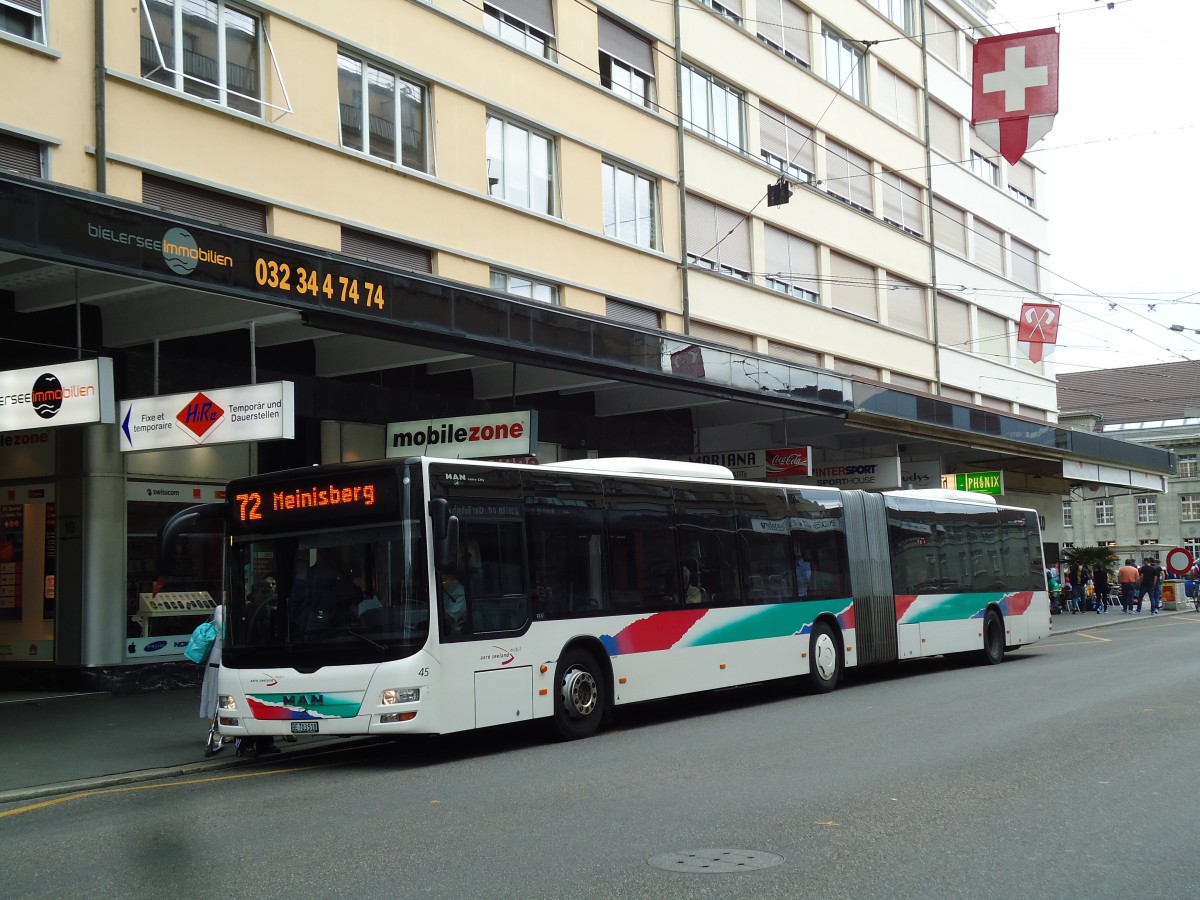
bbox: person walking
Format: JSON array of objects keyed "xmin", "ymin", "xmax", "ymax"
[
  {"xmin": 199, "ymin": 604, "xmax": 226, "ymax": 755},
  {"xmin": 1092, "ymin": 564, "xmax": 1110, "ymax": 614},
  {"xmin": 1117, "ymin": 558, "xmax": 1139, "ymax": 613},
  {"xmin": 1138, "ymin": 556, "xmax": 1162, "ymax": 615}
]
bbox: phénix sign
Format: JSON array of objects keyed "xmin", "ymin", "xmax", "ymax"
[{"xmin": 119, "ymin": 382, "xmax": 295, "ymax": 452}]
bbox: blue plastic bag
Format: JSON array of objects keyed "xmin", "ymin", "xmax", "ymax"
[{"xmin": 184, "ymin": 616, "xmax": 218, "ymax": 664}]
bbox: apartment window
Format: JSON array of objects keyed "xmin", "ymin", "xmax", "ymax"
[
  {"xmin": 681, "ymin": 64, "xmax": 745, "ymax": 151},
  {"xmin": 337, "ymin": 52, "xmax": 427, "ymax": 171},
  {"xmin": 876, "ymin": 67, "xmax": 918, "ymax": 135},
  {"xmin": 602, "ymin": 162, "xmax": 657, "ymax": 249},
  {"xmin": 142, "ymin": 174, "xmax": 267, "ymax": 232},
  {"xmin": 1179, "ymin": 455, "xmax": 1199, "ymax": 478},
  {"xmin": 606, "ymin": 298, "xmax": 659, "ymax": 328},
  {"xmin": 1, "ymin": 0, "xmax": 42, "ymax": 42},
  {"xmin": 1183, "ymin": 494, "xmax": 1200, "ymax": 521},
  {"xmin": 698, "ymin": 0, "xmax": 742, "ymax": 25},
  {"xmin": 976, "ymin": 308, "xmax": 1009, "ymax": 359},
  {"xmin": 937, "ymin": 294, "xmax": 970, "ymax": 348},
  {"xmin": 869, "ymin": 0, "xmax": 915, "ymax": 34},
  {"xmin": 1062, "ymin": 500, "xmax": 1072, "ymax": 528},
  {"xmin": 1061, "ymin": 541, "xmax": 1074, "ymax": 550},
  {"xmin": 822, "ymin": 28, "xmax": 867, "ymax": 102},
  {"xmin": 826, "ymin": 140, "xmax": 872, "ymax": 213},
  {"xmin": 756, "ymin": 0, "xmax": 810, "ymax": 66},
  {"xmin": 759, "ymin": 103, "xmax": 814, "ymax": 184},
  {"xmin": 764, "ymin": 225, "xmax": 818, "ymax": 302},
  {"xmin": 598, "ymin": 16, "xmax": 654, "ymax": 108},
  {"xmin": 484, "ymin": 1, "xmax": 554, "ymax": 59},
  {"xmin": 0, "ymin": 132, "xmax": 43, "ymax": 177},
  {"xmin": 932, "ymin": 197, "xmax": 967, "ymax": 256},
  {"xmin": 1095, "ymin": 499, "xmax": 1114, "ymax": 526},
  {"xmin": 882, "ymin": 171, "xmax": 923, "ymax": 236},
  {"xmin": 886, "ymin": 276, "xmax": 927, "ymax": 338},
  {"xmin": 141, "ymin": 0, "xmax": 263, "ymax": 116},
  {"xmin": 341, "ymin": 228, "xmax": 432, "ymax": 274},
  {"xmin": 973, "ymin": 218, "xmax": 1003, "ymax": 274},
  {"xmin": 970, "ymin": 150, "xmax": 1001, "ymax": 187},
  {"xmin": 685, "ymin": 193, "xmax": 751, "ymax": 280},
  {"xmin": 1137, "ymin": 496, "xmax": 1157, "ymax": 524},
  {"xmin": 1008, "ymin": 185, "xmax": 1034, "ymax": 207},
  {"xmin": 829, "ymin": 252, "xmax": 877, "ymax": 321},
  {"xmin": 491, "ymin": 269, "xmax": 558, "ymax": 304},
  {"xmin": 928, "ymin": 102, "xmax": 960, "ymax": 161},
  {"xmin": 925, "ymin": 7, "xmax": 958, "ymax": 69},
  {"xmin": 486, "ymin": 114, "xmax": 555, "ymax": 215},
  {"xmin": 1186, "ymin": 537, "xmax": 1200, "ymax": 558},
  {"xmin": 1009, "ymin": 238, "xmax": 1038, "ymax": 290}
]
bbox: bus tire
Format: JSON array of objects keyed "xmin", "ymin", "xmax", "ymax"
[
  {"xmin": 550, "ymin": 648, "xmax": 606, "ymax": 740},
  {"xmin": 981, "ymin": 609, "xmax": 1005, "ymax": 665},
  {"xmin": 805, "ymin": 620, "xmax": 841, "ymax": 693}
]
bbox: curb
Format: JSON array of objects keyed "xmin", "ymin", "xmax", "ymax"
[{"xmin": 0, "ymin": 735, "xmax": 385, "ymax": 806}]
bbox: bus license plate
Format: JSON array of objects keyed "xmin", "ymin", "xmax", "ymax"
[{"xmin": 291, "ymin": 721, "xmax": 319, "ymax": 734}]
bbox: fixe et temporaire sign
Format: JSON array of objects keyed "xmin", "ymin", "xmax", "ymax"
[
  {"xmin": 943, "ymin": 471, "xmax": 1005, "ymax": 495},
  {"xmin": 119, "ymin": 382, "xmax": 295, "ymax": 451},
  {"xmin": 386, "ymin": 411, "xmax": 536, "ymax": 460}
]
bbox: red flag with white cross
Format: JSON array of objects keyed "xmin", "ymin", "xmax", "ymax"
[{"xmin": 971, "ymin": 28, "xmax": 1059, "ymax": 166}]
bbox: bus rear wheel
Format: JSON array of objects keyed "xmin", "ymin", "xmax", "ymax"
[
  {"xmin": 550, "ymin": 649, "xmax": 606, "ymax": 740},
  {"xmin": 981, "ymin": 609, "xmax": 1005, "ymax": 665},
  {"xmin": 805, "ymin": 621, "xmax": 841, "ymax": 693}
]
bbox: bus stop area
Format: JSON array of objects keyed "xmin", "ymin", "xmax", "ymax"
[{"xmin": 2, "ymin": 605, "xmax": 1195, "ymax": 806}]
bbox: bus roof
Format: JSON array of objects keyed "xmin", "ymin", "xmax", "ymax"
[
  {"xmin": 883, "ymin": 488, "xmax": 997, "ymax": 504},
  {"xmin": 540, "ymin": 457, "xmax": 735, "ymax": 480}
]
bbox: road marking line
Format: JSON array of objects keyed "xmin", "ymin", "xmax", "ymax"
[{"xmin": 0, "ymin": 762, "xmax": 339, "ymax": 820}]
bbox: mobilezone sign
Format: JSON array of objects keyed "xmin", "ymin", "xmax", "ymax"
[
  {"xmin": 387, "ymin": 411, "xmax": 536, "ymax": 460},
  {"xmin": 119, "ymin": 382, "xmax": 295, "ymax": 452}
]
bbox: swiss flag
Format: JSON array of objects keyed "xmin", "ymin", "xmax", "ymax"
[{"xmin": 972, "ymin": 28, "xmax": 1059, "ymax": 165}]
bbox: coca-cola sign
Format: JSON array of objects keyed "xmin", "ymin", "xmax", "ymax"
[{"xmin": 765, "ymin": 447, "xmax": 812, "ymax": 479}]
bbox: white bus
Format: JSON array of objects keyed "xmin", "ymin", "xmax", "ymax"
[{"xmin": 198, "ymin": 456, "xmax": 1049, "ymax": 741}]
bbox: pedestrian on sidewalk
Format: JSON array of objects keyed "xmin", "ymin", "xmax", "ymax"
[
  {"xmin": 1117, "ymin": 558, "xmax": 1139, "ymax": 613},
  {"xmin": 199, "ymin": 604, "xmax": 225, "ymax": 755},
  {"xmin": 1139, "ymin": 557, "xmax": 1163, "ymax": 615},
  {"xmin": 1092, "ymin": 564, "xmax": 1110, "ymax": 614}
]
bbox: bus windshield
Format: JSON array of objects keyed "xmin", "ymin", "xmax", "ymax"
[{"xmin": 226, "ymin": 522, "xmax": 430, "ymax": 667}]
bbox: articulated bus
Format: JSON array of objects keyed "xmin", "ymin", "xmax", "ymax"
[{"xmin": 204, "ymin": 456, "xmax": 1050, "ymax": 742}]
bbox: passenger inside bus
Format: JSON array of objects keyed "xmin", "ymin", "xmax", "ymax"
[
  {"xmin": 439, "ymin": 566, "xmax": 467, "ymax": 635},
  {"xmin": 289, "ymin": 547, "xmax": 362, "ymax": 638},
  {"xmin": 681, "ymin": 561, "xmax": 705, "ymax": 605}
]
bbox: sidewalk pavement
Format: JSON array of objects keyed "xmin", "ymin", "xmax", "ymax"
[{"xmin": 2, "ymin": 605, "xmax": 1194, "ymax": 804}]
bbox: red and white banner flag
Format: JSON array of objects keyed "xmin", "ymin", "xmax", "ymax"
[
  {"xmin": 972, "ymin": 28, "xmax": 1059, "ymax": 166},
  {"xmin": 1016, "ymin": 302, "xmax": 1061, "ymax": 363}
]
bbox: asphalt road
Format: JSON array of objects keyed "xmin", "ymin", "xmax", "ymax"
[{"xmin": 4, "ymin": 614, "xmax": 1199, "ymax": 899}]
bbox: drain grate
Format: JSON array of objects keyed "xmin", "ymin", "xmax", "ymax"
[{"xmin": 648, "ymin": 849, "xmax": 785, "ymax": 874}]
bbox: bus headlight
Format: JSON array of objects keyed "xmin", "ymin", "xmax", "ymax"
[
  {"xmin": 218, "ymin": 694, "xmax": 237, "ymax": 710},
  {"xmin": 381, "ymin": 688, "xmax": 420, "ymax": 705}
]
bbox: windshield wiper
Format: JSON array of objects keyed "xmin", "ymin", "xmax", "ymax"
[{"xmin": 345, "ymin": 629, "xmax": 388, "ymax": 652}]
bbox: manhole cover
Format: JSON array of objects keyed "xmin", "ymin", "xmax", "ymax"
[{"xmin": 648, "ymin": 849, "xmax": 785, "ymax": 873}]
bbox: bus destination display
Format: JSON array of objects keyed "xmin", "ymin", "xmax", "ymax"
[{"xmin": 228, "ymin": 470, "xmax": 399, "ymax": 533}]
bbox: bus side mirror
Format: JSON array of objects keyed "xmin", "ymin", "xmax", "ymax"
[{"xmin": 429, "ymin": 498, "xmax": 459, "ymax": 571}]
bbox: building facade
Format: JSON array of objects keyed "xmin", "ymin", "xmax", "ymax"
[
  {"xmin": 1053, "ymin": 362, "xmax": 1199, "ymax": 568},
  {"xmin": 0, "ymin": 0, "xmax": 1170, "ymax": 687}
]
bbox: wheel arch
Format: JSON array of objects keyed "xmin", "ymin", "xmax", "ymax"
[{"xmin": 559, "ymin": 635, "xmax": 614, "ymax": 710}]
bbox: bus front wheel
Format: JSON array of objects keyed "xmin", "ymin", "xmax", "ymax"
[
  {"xmin": 550, "ymin": 649, "xmax": 606, "ymax": 740},
  {"xmin": 806, "ymin": 621, "xmax": 841, "ymax": 693}
]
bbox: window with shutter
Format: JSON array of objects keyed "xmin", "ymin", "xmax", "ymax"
[
  {"xmin": 598, "ymin": 16, "xmax": 654, "ymax": 108},
  {"xmin": 826, "ymin": 141, "xmax": 872, "ymax": 212},
  {"xmin": 882, "ymin": 171, "xmax": 923, "ymax": 236},
  {"xmin": 764, "ymin": 225, "xmax": 818, "ymax": 302},
  {"xmin": 690, "ymin": 320, "xmax": 753, "ymax": 350},
  {"xmin": 829, "ymin": 252, "xmax": 877, "ymax": 321},
  {"xmin": 1009, "ymin": 238, "xmax": 1038, "ymax": 289},
  {"xmin": 142, "ymin": 174, "xmax": 267, "ymax": 232},
  {"xmin": 936, "ymin": 294, "xmax": 970, "ymax": 348},
  {"xmin": 932, "ymin": 197, "xmax": 966, "ymax": 256},
  {"xmin": 759, "ymin": 103, "xmax": 814, "ymax": 182},
  {"xmin": 756, "ymin": 0, "xmax": 810, "ymax": 66},
  {"xmin": 605, "ymin": 299, "xmax": 660, "ymax": 328},
  {"xmin": 1, "ymin": 0, "xmax": 43, "ymax": 41},
  {"xmin": 928, "ymin": 102, "xmax": 960, "ymax": 161},
  {"xmin": 973, "ymin": 219, "xmax": 1003, "ymax": 273},
  {"xmin": 886, "ymin": 276, "xmax": 927, "ymax": 337},
  {"xmin": 685, "ymin": 193, "xmax": 750, "ymax": 280},
  {"xmin": 0, "ymin": 132, "xmax": 42, "ymax": 178},
  {"xmin": 341, "ymin": 228, "xmax": 431, "ymax": 273},
  {"xmin": 925, "ymin": 8, "xmax": 958, "ymax": 69},
  {"xmin": 484, "ymin": 0, "xmax": 554, "ymax": 58}
]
